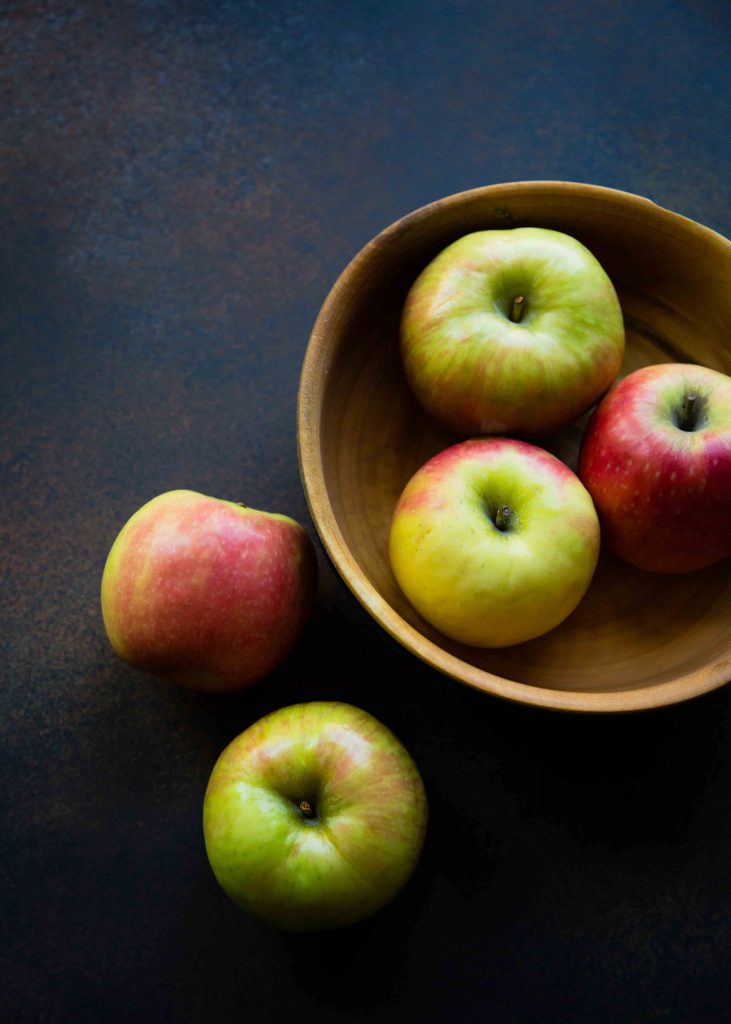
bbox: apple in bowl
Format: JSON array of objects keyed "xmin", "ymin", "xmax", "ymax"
[
  {"xmin": 203, "ymin": 701, "xmax": 428, "ymax": 931},
  {"xmin": 579, "ymin": 363, "xmax": 731, "ymax": 573},
  {"xmin": 389, "ymin": 438, "xmax": 600, "ymax": 647},
  {"xmin": 400, "ymin": 227, "xmax": 625, "ymax": 437},
  {"xmin": 101, "ymin": 490, "xmax": 317, "ymax": 691}
]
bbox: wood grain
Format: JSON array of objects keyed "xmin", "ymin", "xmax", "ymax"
[{"xmin": 298, "ymin": 182, "xmax": 731, "ymax": 712}]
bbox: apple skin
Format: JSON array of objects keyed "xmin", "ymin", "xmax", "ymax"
[
  {"xmin": 400, "ymin": 227, "xmax": 625, "ymax": 437},
  {"xmin": 203, "ymin": 701, "xmax": 428, "ymax": 931},
  {"xmin": 389, "ymin": 438, "xmax": 600, "ymax": 647},
  {"xmin": 578, "ymin": 363, "xmax": 731, "ymax": 573},
  {"xmin": 101, "ymin": 490, "xmax": 317, "ymax": 691}
]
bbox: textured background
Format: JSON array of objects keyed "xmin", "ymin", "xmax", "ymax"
[{"xmin": 2, "ymin": 2, "xmax": 731, "ymax": 1021}]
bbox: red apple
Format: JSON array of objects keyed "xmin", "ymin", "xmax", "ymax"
[
  {"xmin": 101, "ymin": 490, "xmax": 317, "ymax": 690},
  {"xmin": 579, "ymin": 363, "xmax": 731, "ymax": 573}
]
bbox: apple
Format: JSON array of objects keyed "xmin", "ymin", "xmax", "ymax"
[
  {"xmin": 101, "ymin": 490, "xmax": 317, "ymax": 691},
  {"xmin": 203, "ymin": 701, "xmax": 428, "ymax": 931},
  {"xmin": 389, "ymin": 438, "xmax": 600, "ymax": 647},
  {"xmin": 579, "ymin": 362, "xmax": 731, "ymax": 573},
  {"xmin": 400, "ymin": 227, "xmax": 625, "ymax": 436}
]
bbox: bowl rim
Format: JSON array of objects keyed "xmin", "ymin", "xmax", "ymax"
[{"xmin": 297, "ymin": 180, "xmax": 731, "ymax": 713}]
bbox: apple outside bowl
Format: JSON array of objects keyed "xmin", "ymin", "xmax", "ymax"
[{"xmin": 297, "ymin": 181, "xmax": 731, "ymax": 713}]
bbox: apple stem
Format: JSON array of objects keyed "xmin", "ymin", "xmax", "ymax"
[
  {"xmin": 494, "ymin": 505, "xmax": 514, "ymax": 532},
  {"xmin": 299, "ymin": 799, "xmax": 315, "ymax": 818},
  {"xmin": 678, "ymin": 392, "xmax": 698, "ymax": 431},
  {"xmin": 509, "ymin": 296, "xmax": 524, "ymax": 323}
]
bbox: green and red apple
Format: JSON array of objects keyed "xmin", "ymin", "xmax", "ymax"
[
  {"xmin": 101, "ymin": 490, "xmax": 317, "ymax": 691},
  {"xmin": 389, "ymin": 438, "xmax": 600, "ymax": 647},
  {"xmin": 400, "ymin": 227, "xmax": 625, "ymax": 436},
  {"xmin": 579, "ymin": 362, "xmax": 731, "ymax": 573},
  {"xmin": 203, "ymin": 701, "xmax": 428, "ymax": 931}
]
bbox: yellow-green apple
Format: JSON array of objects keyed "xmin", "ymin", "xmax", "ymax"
[
  {"xmin": 203, "ymin": 701, "xmax": 428, "ymax": 931},
  {"xmin": 101, "ymin": 490, "xmax": 317, "ymax": 691},
  {"xmin": 400, "ymin": 227, "xmax": 625, "ymax": 436},
  {"xmin": 579, "ymin": 362, "xmax": 731, "ymax": 573},
  {"xmin": 389, "ymin": 438, "xmax": 600, "ymax": 646}
]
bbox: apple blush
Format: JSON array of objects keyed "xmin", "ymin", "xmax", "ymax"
[{"xmin": 101, "ymin": 490, "xmax": 317, "ymax": 691}]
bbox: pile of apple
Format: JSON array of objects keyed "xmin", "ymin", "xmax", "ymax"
[
  {"xmin": 99, "ymin": 225, "xmax": 731, "ymax": 934},
  {"xmin": 391, "ymin": 226, "xmax": 731, "ymax": 646}
]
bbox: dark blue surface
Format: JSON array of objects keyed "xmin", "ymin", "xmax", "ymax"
[{"xmin": 3, "ymin": 2, "xmax": 731, "ymax": 1021}]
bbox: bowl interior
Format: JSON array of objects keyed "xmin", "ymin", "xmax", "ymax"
[{"xmin": 299, "ymin": 182, "xmax": 731, "ymax": 711}]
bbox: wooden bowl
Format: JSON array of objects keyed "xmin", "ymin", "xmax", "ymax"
[{"xmin": 298, "ymin": 182, "xmax": 731, "ymax": 712}]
